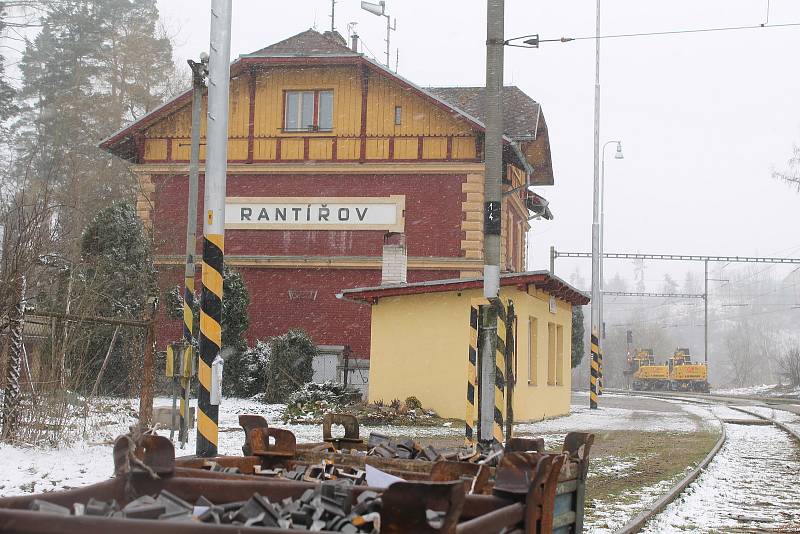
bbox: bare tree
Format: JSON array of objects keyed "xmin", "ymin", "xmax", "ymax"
[
  {"xmin": 776, "ymin": 345, "xmax": 800, "ymax": 387},
  {"xmin": 773, "ymin": 144, "xmax": 800, "ymax": 192}
]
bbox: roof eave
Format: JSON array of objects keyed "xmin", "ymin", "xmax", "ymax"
[{"xmin": 339, "ymin": 270, "xmax": 589, "ymax": 306}]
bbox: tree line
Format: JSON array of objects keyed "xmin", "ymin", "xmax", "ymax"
[{"xmin": 0, "ymin": 0, "xmax": 183, "ymax": 443}]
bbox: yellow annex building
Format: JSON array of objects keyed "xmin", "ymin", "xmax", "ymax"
[{"xmin": 339, "ymin": 271, "xmax": 589, "ymax": 422}]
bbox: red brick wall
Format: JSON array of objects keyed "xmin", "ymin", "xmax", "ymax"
[
  {"xmin": 151, "ymin": 170, "xmax": 469, "ymax": 358},
  {"xmin": 155, "ymin": 266, "xmax": 459, "ymax": 358},
  {"xmin": 152, "ymin": 173, "xmax": 467, "ymax": 259}
]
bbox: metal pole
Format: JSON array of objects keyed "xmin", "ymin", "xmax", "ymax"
[
  {"xmin": 481, "ymin": 0, "xmax": 504, "ymax": 444},
  {"xmin": 599, "ymin": 151, "xmax": 605, "ymax": 341},
  {"xmin": 1, "ymin": 276, "xmax": 25, "ymax": 441},
  {"xmin": 196, "ymin": 0, "xmax": 232, "ymax": 458},
  {"xmin": 704, "ymin": 259, "xmax": 708, "ymax": 364},
  {"xmin": 550, "ymin": 245, "xmax": 555, "ymax": 274},
  {"xmin": 598, "ymin": 146, "xmax": 605, "ymax": 396},
  {"xmin": 182, "ymin": 57, "xmax": 207, "ymax": 447},
  {"xmin": 384, "ymin": 14, "xmax": 393, "ymax": 69},
  {"xmin": 590, "ymin": 0, "xmax": 601, "ymax": 409}
]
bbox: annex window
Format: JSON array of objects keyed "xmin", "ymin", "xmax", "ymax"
[
  {"xmin": 547, "ymin": 322, "xmax": 556, "ymax": 385},
  {"xmin": 556, "ymin": 324, "xmax": 564, "ymax": 386},
  {"xmin": 528, "ymin": 317, "xmax": 538, "ymax": 385},
  {"xmin": 284, "ymin": 89, "xmax": 333, "ymax": 132},
  {"xmin": 394, "ymin": 105, "xmax": 402, "ymax": 125}
]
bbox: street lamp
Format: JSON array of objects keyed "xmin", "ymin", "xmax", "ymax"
[{"xmin": 599, "ymin": 140, "xmax": 623, "ymax": 347}]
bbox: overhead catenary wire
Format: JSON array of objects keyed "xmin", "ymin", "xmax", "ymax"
[{"xmin": 506, "ymin": 21, "xmax": 800, "ymax": 48}]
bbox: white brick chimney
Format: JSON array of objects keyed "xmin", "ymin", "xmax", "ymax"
[{"xmin": 381, "ymin": 233, "xmax": 407, "ymax": 285}]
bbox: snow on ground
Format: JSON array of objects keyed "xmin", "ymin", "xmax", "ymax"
[
  {"xmin": 516, "ymin": 393, "xmax": 714, "ymax": 435},
  {"xmin": 0, "ymin": 395, "xmax": 462, "ymax": 497},
  {"xmin": 713, "ymin": 383, "xmax": 800, "ymax": 397},
  {"xmin": 586, "ymin": 475, "xmax": 684, "ymax": 534}
]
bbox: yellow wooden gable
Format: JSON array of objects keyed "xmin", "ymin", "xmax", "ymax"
[{"xmin": 137, "ymin": 62, "xmax": 480, "ymax": 164}]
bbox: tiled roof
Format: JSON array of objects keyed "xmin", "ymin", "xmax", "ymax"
[
  {"xmin": 426, "ymin": 86, "xmax": 541, "ymax": 140},
  {"xmin": 249, "ymin": 29, "xmax": 356, "ymax": 56}
]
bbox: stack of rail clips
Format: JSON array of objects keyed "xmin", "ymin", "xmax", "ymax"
[{"xmin": 27, "ymin": 482, "xmax": 382, "ymax": 532}]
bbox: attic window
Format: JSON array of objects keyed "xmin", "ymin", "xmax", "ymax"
[
  {"xmin": 394, "ymin": 106, "xmax": 402, "ymax": 125},
  {"xmin": 284, "ymin": 90, "xmax": 333, "ymax": 132}
]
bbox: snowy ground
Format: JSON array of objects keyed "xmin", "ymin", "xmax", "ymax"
[
  {"xmin": 0, "ymin": 395, "xmax": 463, "ymax": 497},
  {"xmin": 516, "ymin": 392, "xmax": 719, "ymax": 435},
  {"xmin": 713, "ymin": 383, "xmax": 800, "ymax": 397}
]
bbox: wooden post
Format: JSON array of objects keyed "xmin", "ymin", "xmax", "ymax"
[
  {"xmin": 90, "ymin": 325, "xmax": 121, "ymax": 399},
  {"xmin": 139, "ymin": 303, "xmax": 157, "ymax": 430},
  {"xmin": 1, "ymin": 276, "xmax": 26, "ymax": 441}
]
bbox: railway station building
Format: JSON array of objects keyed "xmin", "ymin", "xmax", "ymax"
[{"xmin": 100, "ymin": 29, "xmax": 558, "ymax": 380}]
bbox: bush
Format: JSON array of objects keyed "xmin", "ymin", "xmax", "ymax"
[
  {"xmin": 263, "ymin": 330, "xmax": 318, "ymax": 403},
  {"xmin": 224, "ymin": 340, "xmax": 269, "ymax": 397},
  {"xmin": 283, "ymin": 382, "xmax": 363, "ymax": 420}
]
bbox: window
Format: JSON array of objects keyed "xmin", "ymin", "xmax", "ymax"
[
  {"xmin": 394, "ymin": 105, "xmax": 402, "ymax": 125},
  {"xmin": 556, "ymin": 325, "xmax": 564, "ymax": 386},
  {"xmin": 528, "ymin": 317, "xmax": 538, "ymax": 385},
  {"xmin": 284, "ymin": 89, "xmax": 333, "ymax": 132},
  {"xmin": 547, "ymin": 322, "xmax": 556, "ymax": 385}
]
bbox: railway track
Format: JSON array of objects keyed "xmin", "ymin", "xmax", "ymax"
[
  {"xmin": 613, "ymin": 391, "xmax": 800, "ymax": 534},
  {"xmin": 605, "ymin": 387, "xmax": 800, "ymax": 408}
]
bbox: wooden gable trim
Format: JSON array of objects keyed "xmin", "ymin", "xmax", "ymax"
[
  {"xmin": 359, "ymin": 64, "xmax": 369, "ymax": 163},
  {"xmin": 247, "ymin": 68, "xmax": 257, "ymax": 163}
]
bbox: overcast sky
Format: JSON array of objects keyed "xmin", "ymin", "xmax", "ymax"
[{"xmin": 156, "ymin": 0, "xmax": 800, "ymax": 292}]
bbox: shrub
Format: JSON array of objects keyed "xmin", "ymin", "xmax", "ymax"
[
  {"xmin": 224, "ymin": 340, "xmax": 269, "ymax": 397},
  {"xmin": 263, "ymin": 329, "xmax": 318, "ymax": 403}
]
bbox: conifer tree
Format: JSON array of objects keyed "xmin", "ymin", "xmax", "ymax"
[{"xmin": 571, "ymin": 305, "xmax": 585, "ymax": 369}]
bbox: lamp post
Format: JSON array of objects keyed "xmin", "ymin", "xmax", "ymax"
[
  {"xmin": 598, "ymin": 140, "xmax": 623, "ymax": 393},
  {"xmin": 590, "ymin": 0, "xmax": 601, "ymax": 409},
  {"xmin": 599, "ymin": 141, "xmax": 623, "ymax": 338}
]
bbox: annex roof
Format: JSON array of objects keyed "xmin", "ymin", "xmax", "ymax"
[{"xmin": 338, "ymin": 270, "xmax": 589, "ymax": 306}]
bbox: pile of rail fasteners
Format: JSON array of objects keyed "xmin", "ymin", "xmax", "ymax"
[{"xmin": 0, "ymin": 414, "xmax": 594, "ymax": 533}]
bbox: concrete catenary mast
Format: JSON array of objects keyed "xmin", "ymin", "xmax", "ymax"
[{"xmin": 481, "ymin": 0, "xmax": 504, "ymax": 445}]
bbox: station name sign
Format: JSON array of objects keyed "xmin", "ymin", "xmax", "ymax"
[{"xmin": 225, "ymin": 195, "xmax": 405, "ymax": 232}]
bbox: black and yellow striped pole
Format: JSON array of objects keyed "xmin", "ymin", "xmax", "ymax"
[
  {"xmin": 179, "ymin": 55, "xmax": 207, "ymax": 447},
  {"xmin": 465, "ymin": 302, "xmax": 481, "ymax": 446},
  {"xmin": 197, "ymin": 235, "xmax": 223, "ymax": 456},
  {"xmin": 467, "ymin": 298, "xmax": 511, "ymax": 446},
  {"xmin": 590, "ymin": 332, "xmax": 599, "ymax": 409},
  {"xmin": 492, "ymin": 299, "xmax": 507, "ymax": 443},
  {"xmin": 598, "ymin": 345, "xmax": 604, "ymax": 396},
  {"xmin": 179, "ymin": 280, "xmax": 194, "ymax": 444},
  {"xmin": 196, "ymin": 0, "xmax": 232, "ymax": 458}
]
